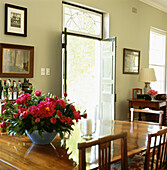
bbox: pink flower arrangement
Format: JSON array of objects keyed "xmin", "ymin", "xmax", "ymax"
[
  {"xmin": 0, "ymin": 90, "xmax": 87, "ymax": 138},
  {"xmin": 147, "ymin": 89, "xmax": 158, "ymax": 97}
]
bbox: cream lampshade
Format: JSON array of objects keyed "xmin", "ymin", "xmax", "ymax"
[{"xmin": 138, "ymin": 68, "xmax": 157, "ymax": 94}]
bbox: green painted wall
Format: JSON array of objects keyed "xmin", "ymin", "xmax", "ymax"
[
  {"xmin": 0, "ymin": 0, "xmax": 167, "ymax": 120},
  {"xmin": 0, "ymin": 0, "xmax": 62, "ymax": 96}
]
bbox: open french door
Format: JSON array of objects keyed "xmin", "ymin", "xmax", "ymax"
[
  {"xmin": 62, "ymin": 30, "xmax": 116, "ymax": 120},
  {"xmin": 99, "ymin": 37, "xmax": 116, "ymax": 120}
]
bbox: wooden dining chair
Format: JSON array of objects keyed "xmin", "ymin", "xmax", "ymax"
[
  {"xmin": 144, "ymin": 128, "xmax": 167, "ymax": 170},
  {"xmin": 128, "ymin": 128, "xmax": 167, "ymax": 169},
  {"xmin": 78, "ymin": 132, "xmax": 128, "ymax": 170},
  {"xmin": 130, "ymin": 108, "xmax": 164, "ymax": 126}
]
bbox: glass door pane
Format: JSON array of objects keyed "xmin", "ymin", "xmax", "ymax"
[{"xmin": 66, "ymin": 35, "xmax": 100, "ymax": 119}]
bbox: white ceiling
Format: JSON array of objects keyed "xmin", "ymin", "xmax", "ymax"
[{"xmin": 139, "ymin": 0, "xmax": 167, "ymax": 13}]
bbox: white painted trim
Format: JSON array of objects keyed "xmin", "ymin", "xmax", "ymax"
[
  {"xmin": 151, "ymin": 26, "xmax": 167, "ymax": 34},
  {"xmin": 139, "ymin": 0, "xmax": 167, "ymax": 13}
]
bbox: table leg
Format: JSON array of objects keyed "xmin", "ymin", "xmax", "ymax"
[
  {"xmin": 161, "ymin": 106, "xmax": 166, "ymax": 126},
  {"xmin": 138, "ymin": 106, "xmax": 142, "ymax": 121},
  {"xmin": 138, "ymin": 113, "xmax": 142, "ymax": 121}
]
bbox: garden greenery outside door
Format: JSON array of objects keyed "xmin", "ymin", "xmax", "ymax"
[{"xmin": 62, "ymin": 34, "xmax": 116, "ymax": 121}]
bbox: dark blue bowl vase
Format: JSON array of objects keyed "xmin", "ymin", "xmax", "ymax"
[{"xmin": 25, "ymin": 130, "xmax": 57, "ymax": 145}]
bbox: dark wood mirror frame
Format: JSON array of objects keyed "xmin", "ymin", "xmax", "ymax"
[
  {"xmin": 123, "ymin": 48, "xmax": 140, "ymax": 74},
  {"xmin": 0, "ymin": 43, "xmax": 34, "ymax": 78}
]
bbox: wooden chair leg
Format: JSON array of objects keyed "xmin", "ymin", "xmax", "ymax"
[
  {"xmin": 79, "ymin": 148, "xmax": 86, "ymax": 170},
  {"xmin": 130, "ymin": 108, "xmax": 134, "ymax": 122}
]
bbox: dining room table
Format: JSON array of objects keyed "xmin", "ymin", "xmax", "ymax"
[{"xmin": 0, "ymin": 120, "xmax": 166, "ymax": 170}]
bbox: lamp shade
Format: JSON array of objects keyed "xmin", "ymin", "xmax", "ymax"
[{"xmin": 139, "ymin": 68, "xmax": 156, "ymax": 82}]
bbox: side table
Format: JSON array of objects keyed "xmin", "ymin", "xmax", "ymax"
[{"xmin": 128, "ymin": 99, "xmax": 167, "ymax": 125}]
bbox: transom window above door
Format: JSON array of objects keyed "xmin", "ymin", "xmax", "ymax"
[{"xmin": 63, "ymin": 3, "xmax": 103, "ymax": 39}]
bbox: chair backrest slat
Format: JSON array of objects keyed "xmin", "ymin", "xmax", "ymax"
[
  {"xmin": 156, "ymin": 135, "xmax": 163, "ymax": 169},
  {"xmin": 78, "ymin": 132, "xmax": 128, "ymax": 170},
  {"xmin": 159, "ymin": 139, "xmax": 163, "ymax": 168},
  {"xmin": 145, "ymin": 128, "xmax": 167, "ymax": 170},
  {"xmin": 164, "ymin": 134, "xmax": 167, "ymax": 163},
  {"xmin": 99, "ymin": 141, "xmax": 111, "ymax": 170},
  {"xmin": 150, "ymin": 136, "xmax": 157, "ymax": 170}
]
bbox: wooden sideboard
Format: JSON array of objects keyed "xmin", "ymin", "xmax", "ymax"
[{"xmin": 128, "ymin": 99, "xmax": 167, "ymax": 125}]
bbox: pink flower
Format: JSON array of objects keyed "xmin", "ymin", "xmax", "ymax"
[
  {"xmin": 18, "ymin": 107, "xmax": 27, "ymax": 115},
  {"xmin": 45, "ymin": 97, "xmax": 55, "ymax": 103},
  {"xmin": 56, "ymin": 110, "xmax": 62, "ymax": 116},
  {"xmin": 73, "ymin": 111, "xmax": 81, "ymax": 122},
  {"xmin": 34, "ymin": 101, "xmax": 56, "ymax": 119},
  {"xmin": 67, "ymin": 118, "xmax": 73, "ymax": 126},
  {"xmin": 20, "ymin": 111, "xmax": 29, "ymax": 119},
  {"xmin": 16, "ymin": 93, "xmax": 31, "ymax": 105},
  {"xmin": 0, "ymin": 122, "xmax": 6, "ymax": 128},
  {"xmin": 50, "ymin": 117, "xmax": 57, "ymax": 124},
  {"xmin": 56, "ymin": 99, "xmax": 66, "ymax": 109},
  {"xmin": 28, "ymin": 105, "xmax": 38, "ymax": 117},
  {"xmin": 35, "ymin": 90, "xmax": 42, "ymax": 96},
  {"xmin": 71, "ymin": 105, "xmax": 76, "ymax": 112},
  {"xmin": 55, "ymin": 96, "xmax": 58, "ymax": 100},
  {"xmin": 13, "ymin": 113, "xmax": 18, "ymax": 118},
  {"xmin": 35, "ymin": 118, "xmax": 40, "ymax": 123},
  {"xmin": 18, "ymin": 90, "xmax": 24, "ymax": 95},
  {"xmin": 147, "ymin": 89, "xmax": 158, "ymax": 96},
  {"xmin": 83, "ymin": 113, "xmax": 87, "ymax": 118},
  {"xmin": 64, "ymin": 92, "xmax": 67, "ymax": 97},
  {"xmin": 60, "ymin": 116, "xmax": 68, "ymax": 123}
]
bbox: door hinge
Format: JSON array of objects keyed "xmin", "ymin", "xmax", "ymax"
[{"xmin": 115, "ymin": 94, "xmax": 117, "ymax": 102}]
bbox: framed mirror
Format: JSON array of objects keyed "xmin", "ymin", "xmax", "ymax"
[
  {"xmin": 0, "ymin": 43, "xmax": 34, "ymax": 78},
  {"xmin": 123, "ymin": 48, "xmax": 140, "ymax": 74}
]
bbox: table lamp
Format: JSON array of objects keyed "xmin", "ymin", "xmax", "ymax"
[{"xmin": 138, "ymin": 68, "xmax": 156, "ymax": 94}]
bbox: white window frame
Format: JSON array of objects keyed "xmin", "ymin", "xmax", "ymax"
[{"xmin": 149, "ymin": 27, "xmax": 166, "ymax": 93}]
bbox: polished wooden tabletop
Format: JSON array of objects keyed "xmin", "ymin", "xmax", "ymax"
[{"xmin": 0, "ymin": 120, "xmax": 166, "ymax": 170}]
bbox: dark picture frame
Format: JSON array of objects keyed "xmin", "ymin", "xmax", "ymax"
[
  {"xmin": 5, "ymin": 3, "xmax": 27, "ymax": 37},
  {"xmin": 132, "ymin": 88, "xmax": 142, "ymax": 99},
  {"xmin": 0, "ymin": 43, "xmax": 34, "ymax": 78},
  {"xmin": 123, "ymin": 48, "xmax": 140, "ymax": 74}
]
